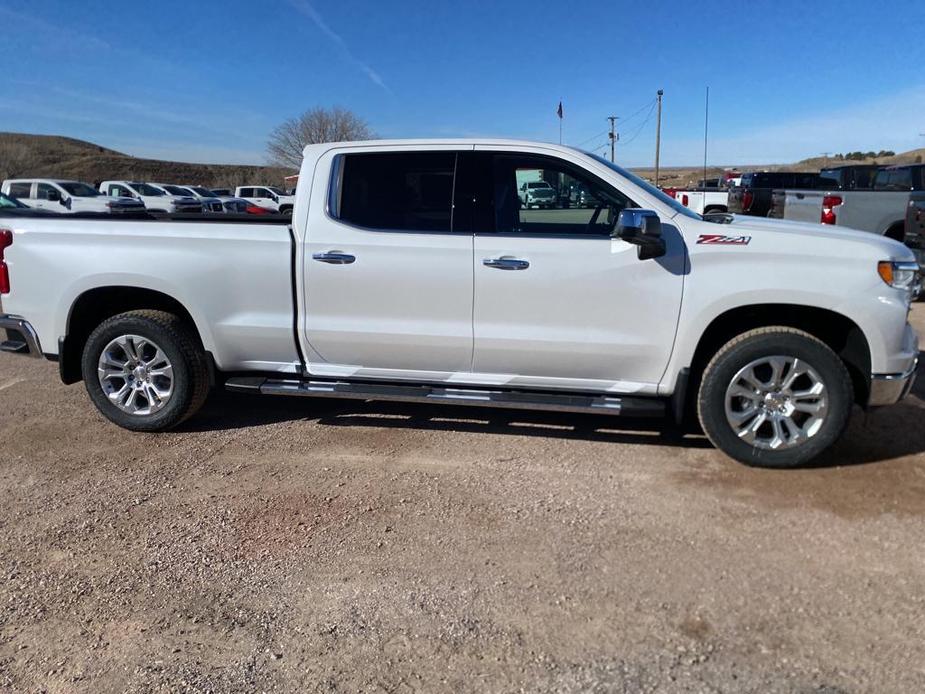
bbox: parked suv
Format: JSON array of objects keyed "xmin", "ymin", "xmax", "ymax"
[
  {"xmin": 1, "ymin": 179, "xmax": 146, "ymax": 215},
  {"xmin": 519, "ymin": 181, "xmax": 557, "ymax": 209}
]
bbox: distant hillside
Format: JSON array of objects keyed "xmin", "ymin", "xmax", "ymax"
[
  {"xmin": 794, "ymin": 149, "xmax": 925, "ymax": 171},
  {"xmin": 0, "ymin": 132, "xmax": 293, "ymax": 188}
]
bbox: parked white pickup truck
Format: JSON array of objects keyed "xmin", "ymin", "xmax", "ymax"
[
  {"xmin": 0, "ymin": 139, "xmax": 919, "ymax": 468},
  {"xmin": 99, "ymin": 180, "xmax": 203, "ymax": 214},
  {"xmin": 1, "ymin": 179, "xmax": 146, "ymax": 215},
  {"xmin": 667, "ymin": 187, "xmax": 729, "ymax": 216},
  {"xmin": 234, "ymin": 185, "xmax": 295, "ymax": 216}
]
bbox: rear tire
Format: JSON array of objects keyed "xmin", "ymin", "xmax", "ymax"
[
  {"xmin": 697, "ymin": 327, "xmax": 853, "ymax": 468},
  {"xmin": 81, "ymin": 310, "xmax": 209, "ymax": 432}
]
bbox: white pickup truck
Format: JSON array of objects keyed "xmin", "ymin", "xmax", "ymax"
[
  {"xmin": 666, "ymin": 187, "xmax": 729, "ymax": 216},
  {"xmin": 234, "ymin": 185, "xmax": 296, "ymax": 216},
  {"xmin": 0, "ymin": 139, "xmax": 919, "ymax": 468},
  {"xmin": 1, "ymin": 179, "xmax": 147, "ymax": 215}
]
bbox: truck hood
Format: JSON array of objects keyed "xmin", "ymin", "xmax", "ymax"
[{"xmin": 717, "ymin": 214, "xmax": 916, "ymax": 263}]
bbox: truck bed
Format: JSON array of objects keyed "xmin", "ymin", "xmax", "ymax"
[{"xmin": 0, "ymin": 213, "xmax": 300, "ymax": 374}]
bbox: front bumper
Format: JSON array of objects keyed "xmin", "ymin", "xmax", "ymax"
[
  {"xmin": 868, "ymin": 356, "xmax": 919, "ymax": 407},
  {"xmin": 0, "ymin": 314, "xmax": 42, "ymax": 358}
]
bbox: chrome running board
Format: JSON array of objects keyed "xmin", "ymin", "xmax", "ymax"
[{"xmin": 224, "ymin": 376, "xmax": 665, "ymax": 417}]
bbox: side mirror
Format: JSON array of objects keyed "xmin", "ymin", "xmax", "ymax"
[{"xmin": 613, "ymin": 209, "xmax": 666, "ymax": 261}]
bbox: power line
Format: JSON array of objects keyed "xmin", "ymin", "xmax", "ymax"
[
  {"xmin": 570, "ymin": 98, "xmax": 656, "ymax": 149},
  {"xmin": 619, "ymin": 101, "xmax": 658, "ymax": 146},
  {"xmin": 575, "ymin": 129, "xmax": 609, "ymax": 148}
]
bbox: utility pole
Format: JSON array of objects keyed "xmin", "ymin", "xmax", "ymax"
[
  {"xmin": 608, "ymin": 115, "xmax": 619, "ymax": 163},
  {"xmin": 821, "ymin": 152, "xmax": 830, "ymax": 167},
  {"xmin": 654, "ymin": 89, "xmax": 664, "ymax": 187}
]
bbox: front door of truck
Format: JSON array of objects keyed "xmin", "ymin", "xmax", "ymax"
[
  {"xmin": 470, "ymin": 150, "xmax": 685, "ymax": 393},
  {"xmin": 303, "ymin": 149, "xmax": 474, "ymax": 378}
]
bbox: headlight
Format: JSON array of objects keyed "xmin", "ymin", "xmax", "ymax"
[{"xmin": 878, "ymin": 260, "xmax": 920, "ymax": 290}]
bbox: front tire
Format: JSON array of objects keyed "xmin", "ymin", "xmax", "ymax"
[
  {"xmin": 81, "ymin": 310, "xmax": 209, "ymax": 432},
  {"xmin": 697, "ymin": 327, "xmax": 853, "ymax": 468}
]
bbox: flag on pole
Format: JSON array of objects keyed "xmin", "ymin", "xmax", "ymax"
[{"xmin": 556, "ymin": 101, "xmax": 563, "ymax": 119}]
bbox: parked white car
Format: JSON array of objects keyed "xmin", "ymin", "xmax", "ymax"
[
  {"xmin": 1, "ymin": 179, "xmax": 146, "ymax": 215},
  {"xmin": 98, "ymin": 180, "xmax": 202, "ymax": 214},
  {"xmin": 1, "ymin": 139, "xmax": 919, "ymax": 469},
  {"xmin": 234, "ymin": 186, "xmax": 295, "ymax": 215}
]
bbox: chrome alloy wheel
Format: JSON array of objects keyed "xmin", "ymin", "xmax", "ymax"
[
  {"xmin": 724, "ymin": 356, "xmax": 828, "ymax": 450},
  {"xmin": 97, "ymin": 334, "xmax": 174, "ymax": 415}
]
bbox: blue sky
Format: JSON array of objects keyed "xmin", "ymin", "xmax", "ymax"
[{"xmin": 2, "ymin": 0, "xmax": 924, "ymax": 168}]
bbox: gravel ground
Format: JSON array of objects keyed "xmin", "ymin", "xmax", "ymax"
[{"xmin": 0, "ymin": 307, "xmax": 923, "ymax": 693}]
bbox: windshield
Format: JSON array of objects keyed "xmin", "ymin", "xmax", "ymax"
[
  {"xmin": 0, "ymin": 192, "xmax": 27, "ymax": 209},
  {"xmin": 585, "ymin": 152, "xmax": 701, "ymax": 220},
  {"xmin": 190, "ymin": 186, "xmax": 214, "ymax": 197},
  {"xmin": 527, "ymin": 182, "xmax": 551, "ymax": 189},
  {"xmin": 132, "ymin": 183, "xmax": 166, "ymax": 196},
  {"xmin": 162, "ymin": 185, "xmax": 192, "ymax": 196},
  {"xmin": 266, "ymin": 186, "xmax": 286, "ymax": 196},
  {"xmin": 60, "ymin": 182, "xmax": 100, "ymax": 197}
]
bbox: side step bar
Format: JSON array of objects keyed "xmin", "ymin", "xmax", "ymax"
[{"xmin": 224, "ymin": 376, "xmax": 665, "ymax": 418}]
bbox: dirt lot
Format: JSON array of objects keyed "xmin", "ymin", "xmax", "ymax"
[{"xmin": 0, "ymin": 308, "xmax": 923, "ymax": 693}]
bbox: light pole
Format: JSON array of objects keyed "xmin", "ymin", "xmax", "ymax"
[{"xmin": 654, "ymin": 89, "xmax": 663, "ymax": 187}]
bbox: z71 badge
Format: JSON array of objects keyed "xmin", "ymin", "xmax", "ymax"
[{"xmin": 696, "ymin": 234, "xmax": 752, "ymax": 245}]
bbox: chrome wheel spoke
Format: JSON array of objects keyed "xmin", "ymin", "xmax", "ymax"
[{"xmin": 737, "ymin": 412, "xmax": 767, "ymax": 444}]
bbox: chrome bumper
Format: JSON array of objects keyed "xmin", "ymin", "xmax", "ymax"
[
  {"xmin": 0, "ymin": 314, "xmax": 42, "ymax": 358},
  {"xmin": 868, "ymin": 356, "xmax": 919, "ymax": 407}
]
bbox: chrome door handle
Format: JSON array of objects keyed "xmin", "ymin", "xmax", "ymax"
[
  {"xmin": 483, "ymin": 257, "xmax": 529, "ymax": 270},
  {"xmin": 312, "ymin": 251, "xmax": 356, "ymax": 265}
]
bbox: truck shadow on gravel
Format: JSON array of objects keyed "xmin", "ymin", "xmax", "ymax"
[
  {"xmin": 182, "ymin": 362, "xmax": 925, "ymax": 466},
  {"xmin": 186, "ymin": 390, "xmax": 713, "ymax": 449}
]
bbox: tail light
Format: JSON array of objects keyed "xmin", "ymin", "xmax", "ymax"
[
  {"xmin": 821, "ymin": 195, "xmax": 842, "ymax": 225},
  {"xmin": 742, "ymin": 190, "xmax": 754, "ymax": 211},
  {"xmin": 663, "ymin": 188, "xmax": 677, "ymax": 199},
  {"xmin": 681, "ymin": 194, "xmax": 689, "ymax": 207},
  {"xmin": 0, "ymin": 229, "xmax": 12, "ymax": 295}
]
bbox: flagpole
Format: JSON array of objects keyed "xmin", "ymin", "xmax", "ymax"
[{"xmin": 559, "ymin": 97, "xmax": 563, "ymax": 144}]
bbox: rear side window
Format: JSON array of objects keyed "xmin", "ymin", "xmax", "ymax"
[
  {"xmin": 334, "ymin": 152, "xmax": 456, "ymax": 232},
  {"xmin": 239, "ymin": 187, "xmax": 255, "ymax": 197},
  {"xmin": 7, "ymin": 182, "xmax": 31, "ymax": 199},
  {"xmin": 875, "ymin": 168, "xmax": 914, "ymax": 191}
]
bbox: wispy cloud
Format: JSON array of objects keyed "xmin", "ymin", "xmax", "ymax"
[
  {"xmin": 0, "ymin": 5, "xmax": 111, "ymax": 53},
  {"xmin": 285, "ymin": 0, "xmax": 390, "ymax": 92}
]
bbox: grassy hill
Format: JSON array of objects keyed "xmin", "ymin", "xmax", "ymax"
[{"xmin": 0, "ymin": 132, "xmax": 293, "ymax": 188}]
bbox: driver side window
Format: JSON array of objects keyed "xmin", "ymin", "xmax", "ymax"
[{"xmin": 492, "ymin": 155, "xmax": 634, "ymax": 235}]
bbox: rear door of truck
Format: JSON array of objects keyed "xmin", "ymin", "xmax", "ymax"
[{"xmin": 302, "ymin": 147, "xmax": 475, "ymax": 376}]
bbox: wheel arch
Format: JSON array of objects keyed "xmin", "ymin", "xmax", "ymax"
[
  {"xmin": 60, "ymin": 286, "xmax": 209, "ymax": 385},
  {"xmin": 884, "ymin": 221, "xmax": 905, "ymax": 242},
  {"xmin": 686, "ymin": 303, "xmax": 871, "ymax": 411}
]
